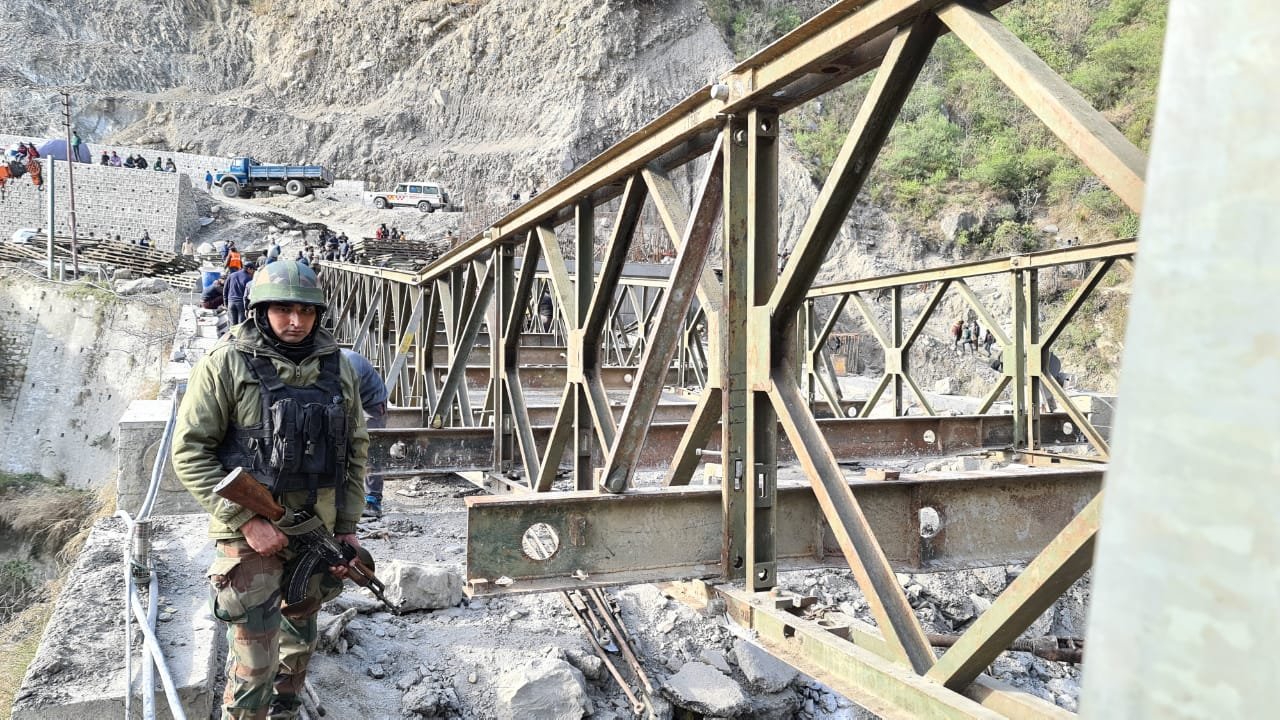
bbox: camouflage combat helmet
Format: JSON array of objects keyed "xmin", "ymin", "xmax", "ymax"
[{"xmin": 248, "ymin": 259, "xmax": 326, "ymax": 310}]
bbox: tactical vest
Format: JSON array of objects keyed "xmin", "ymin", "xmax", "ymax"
[{"xmin": 216, "ymin": 352, "xmax": 348, "ymax": 507}]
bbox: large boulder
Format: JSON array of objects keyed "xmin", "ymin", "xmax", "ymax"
[
  {"xmin": 494, "ymin": 657, "xmax": 592, "ymax": 720},
  {"xmin": 376, "ymin": 560, "xmax": 462, "ymax": 611},
  {"xmin": 662, "ymin": 661, "xmax": 750, "ymax": 717},
  {"xmin": 733, "ymin": 639, "xmax": 798, "ymax": 692}
]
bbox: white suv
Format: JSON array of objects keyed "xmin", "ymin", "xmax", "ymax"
[{"xmin": 372, "ymin": 182, "xmax": 451, "ymax": 213}]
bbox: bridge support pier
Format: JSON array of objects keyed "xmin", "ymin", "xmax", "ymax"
[{"xmin": 1081, "ymin": 3, "xmax": 1280, "ymax": 716}]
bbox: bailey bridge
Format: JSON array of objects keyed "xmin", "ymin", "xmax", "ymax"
[
  {"xmin": 14, "ymin": 0, "xmax": 1274, "ymax": 718},
  {"xmin": 299, "ymin": 0, "xmax": 1275, "ymax": 716}
]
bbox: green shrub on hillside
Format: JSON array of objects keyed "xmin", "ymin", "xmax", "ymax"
[{"xmin": 710, "ymin": 0, "xmax": 1168, "ymax": 250}]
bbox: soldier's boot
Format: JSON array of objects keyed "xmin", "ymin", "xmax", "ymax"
[{"xmin": 266, "ymin": 692, "xmax": 301, "ymax": 720}]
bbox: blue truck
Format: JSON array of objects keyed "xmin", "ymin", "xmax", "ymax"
[{"xmin": 214, "ymin": 156, "xmax": 333, "ymax": 198}]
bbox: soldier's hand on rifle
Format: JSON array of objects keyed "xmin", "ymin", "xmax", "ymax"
[
  {"xmin": 330, "ymin": 533, "xmax": 361, "ymax": 578},
  {"xmin": 243, "ymin": 516, "xmax": 289, "ymax": 557}
]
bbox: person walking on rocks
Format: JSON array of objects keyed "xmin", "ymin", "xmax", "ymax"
[
  {"xmin": 960, "ymin": 321, "xmax": 972, "ymax": 355},
  {"xmin": 340, "ymin": 349, "xmax": 389, "ymax": 518},
  {"xmin": 172, "ymin": 260, "xmax": 369, "ymax": 720},
  {"xmin": 224, "ymin": 258, "xmax": 258, "ymax": 328},
  {"xmin": 968, "ymin": 319, "xmax": 981, "ymax": 354},
  {"xmin": 982, "ymin": 329, "xmax": 996, "ymax": 358},
  {"xmin": 951, "ymin": 319, "xmax": 964, "ymax": 353}
]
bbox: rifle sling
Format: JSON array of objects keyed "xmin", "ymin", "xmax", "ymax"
[{"xmin": 277, "ymin": 513, "xmax": 325, "ymax": 536}]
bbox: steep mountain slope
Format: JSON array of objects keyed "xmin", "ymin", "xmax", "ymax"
[{"xmin": 0, "ymin": 0, "xmax": 732, "ymax": 207}]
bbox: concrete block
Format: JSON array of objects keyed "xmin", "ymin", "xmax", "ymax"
[
  {"xmin": 1071, "ymin": 393, "xmax": 1118, "ymax": 440},
  {"xmin": 11, "ymin": 515, "xmax": 218, "ymax": 720},
  {"xmin": 116, "ymin": 399, "xmax": 200, "ymax": 516},
  {"xmin": 733, "ymin": 638, "xmax": 798, "ymax": 692}
]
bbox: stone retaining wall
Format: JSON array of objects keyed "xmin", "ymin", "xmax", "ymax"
[{"xmin": 0, "ymin": 159, "xmax": 188, "ymax": 250}]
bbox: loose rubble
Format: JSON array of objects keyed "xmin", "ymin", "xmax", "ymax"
[
  {"xmin": 661, "ymin": 661, "xmax": 751, "ymax": 717},
  {"xmin": 377, "ymin": 560, "xmax": 464, "ymax": 612},
  {"xmin": 494, "ymin": 657, "xmax": 593, "ymax": 720},
  {"xmin": 733, "ymin": 638, "xmax": 799, "ymax": 692}
]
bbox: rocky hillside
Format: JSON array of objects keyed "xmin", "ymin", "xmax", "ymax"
[{"xmin": 0, "ymin": 0, "xmax": 732, "ymax": 209}]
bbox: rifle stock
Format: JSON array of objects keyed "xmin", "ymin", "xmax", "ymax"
[{"xmin": 213, "ymin": 467, "xmax": 286, "ymax": 522}]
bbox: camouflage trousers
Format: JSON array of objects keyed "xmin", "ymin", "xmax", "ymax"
[{"xmin": 208, "ymin": 539, "xmax": 318, "ymax": 720}]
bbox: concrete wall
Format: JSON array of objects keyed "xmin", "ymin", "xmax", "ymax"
[
  {"xmin": 115, "ymin": 303, "xmax": 223, "ymax": 516},
  {"xmin": 1081, "ymin": 3, "xmax": 1280, "ymax": 716},
  {"xmin": 10, "ymin": 515, "xmax": 217, "ymax": 720},
  {"xmin": 0, "ymin": 269, "xmax": 175, "ymax": 489}
]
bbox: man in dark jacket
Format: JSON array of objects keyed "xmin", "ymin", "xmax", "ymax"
[
  {"xmin": 224, "ymin": 258, "xmax": 258, "ymax": 327},
  {"xmin": 340, "ymin": 349, "xmax": 389, "ymax": 518},
  {"xmin": 173, "ymin": 260, "xmax": 369, "ymax": 719},
  {"xmin": 201, "ymin": 278, "xmax": 225, "ymax": 310}
]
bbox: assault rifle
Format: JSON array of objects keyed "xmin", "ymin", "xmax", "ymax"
[{"xmin": 214, "ymin": 467, "xmax": 400, "ymax": 615}]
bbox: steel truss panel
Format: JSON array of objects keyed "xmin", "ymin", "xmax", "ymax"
[
  {"xmin": 465, "ymin": 468, "xmax": 1100, "ymax": 596},
  {"xmin": 367, "ymin": 413, "xmax": 1083, "ymax": 474}
]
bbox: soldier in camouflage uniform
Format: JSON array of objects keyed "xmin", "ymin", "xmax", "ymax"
[{"xmin": 172, "ymin": 260, "xmax": 370, "ymax": 719}]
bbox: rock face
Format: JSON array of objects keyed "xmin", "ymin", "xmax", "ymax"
[
  {"xmin": 661, "ymin": 660, "xmax": 750, "ymax": 717},
  {"xmin": 0, "ymin": 0, "xmax": 733, "ymax": 208},
  {"xmin": 494, "ymin": 657, "xmax": 592, "ymax": 720},
  {"xmin": 377, "ymin": 560, "xmax": 462, "ymax": 612},
  {"xmin": 939, "ymin": 209, "xmax": 980, "ymax": 242}
]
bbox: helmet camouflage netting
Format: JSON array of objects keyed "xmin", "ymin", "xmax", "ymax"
[{"xmin": 247, "ymin": 259, "xmax": 327, "ymax": 310}]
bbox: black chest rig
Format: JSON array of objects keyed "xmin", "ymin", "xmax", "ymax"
[{"xmin": 216, "ymin": 351, "xmax": 349, "ymax": 507}]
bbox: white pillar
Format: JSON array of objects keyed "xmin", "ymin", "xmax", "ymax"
[{"xmin": 1081, "ymin": 2, "xmax": 1280, "ymax": 717}]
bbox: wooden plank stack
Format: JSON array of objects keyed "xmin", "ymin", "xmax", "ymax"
[
  {"xmin": 350, "ymin": 236, "xmax": 446, "ymax": 271},
  {"xmin": 0, "ymin": 237, "xmax": 201, "ymax": 290}
]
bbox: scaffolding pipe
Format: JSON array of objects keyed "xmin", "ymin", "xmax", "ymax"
[
  {"xmin": 116, "ymin": 509, "xmax": 187, "ymax": 720},
  {"xmin": 137, "ymin": 394, "xmax": 179, "ymax": 521}
]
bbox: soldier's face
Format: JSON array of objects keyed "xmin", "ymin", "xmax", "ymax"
[{"xmin": 267, "ymin": 303, "xmax": 317, "ymax": 343}]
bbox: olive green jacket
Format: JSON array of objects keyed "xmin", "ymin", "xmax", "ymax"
[{"xmin": 172, "ymin": 321, "xmax": 370, "ymax": 539}]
